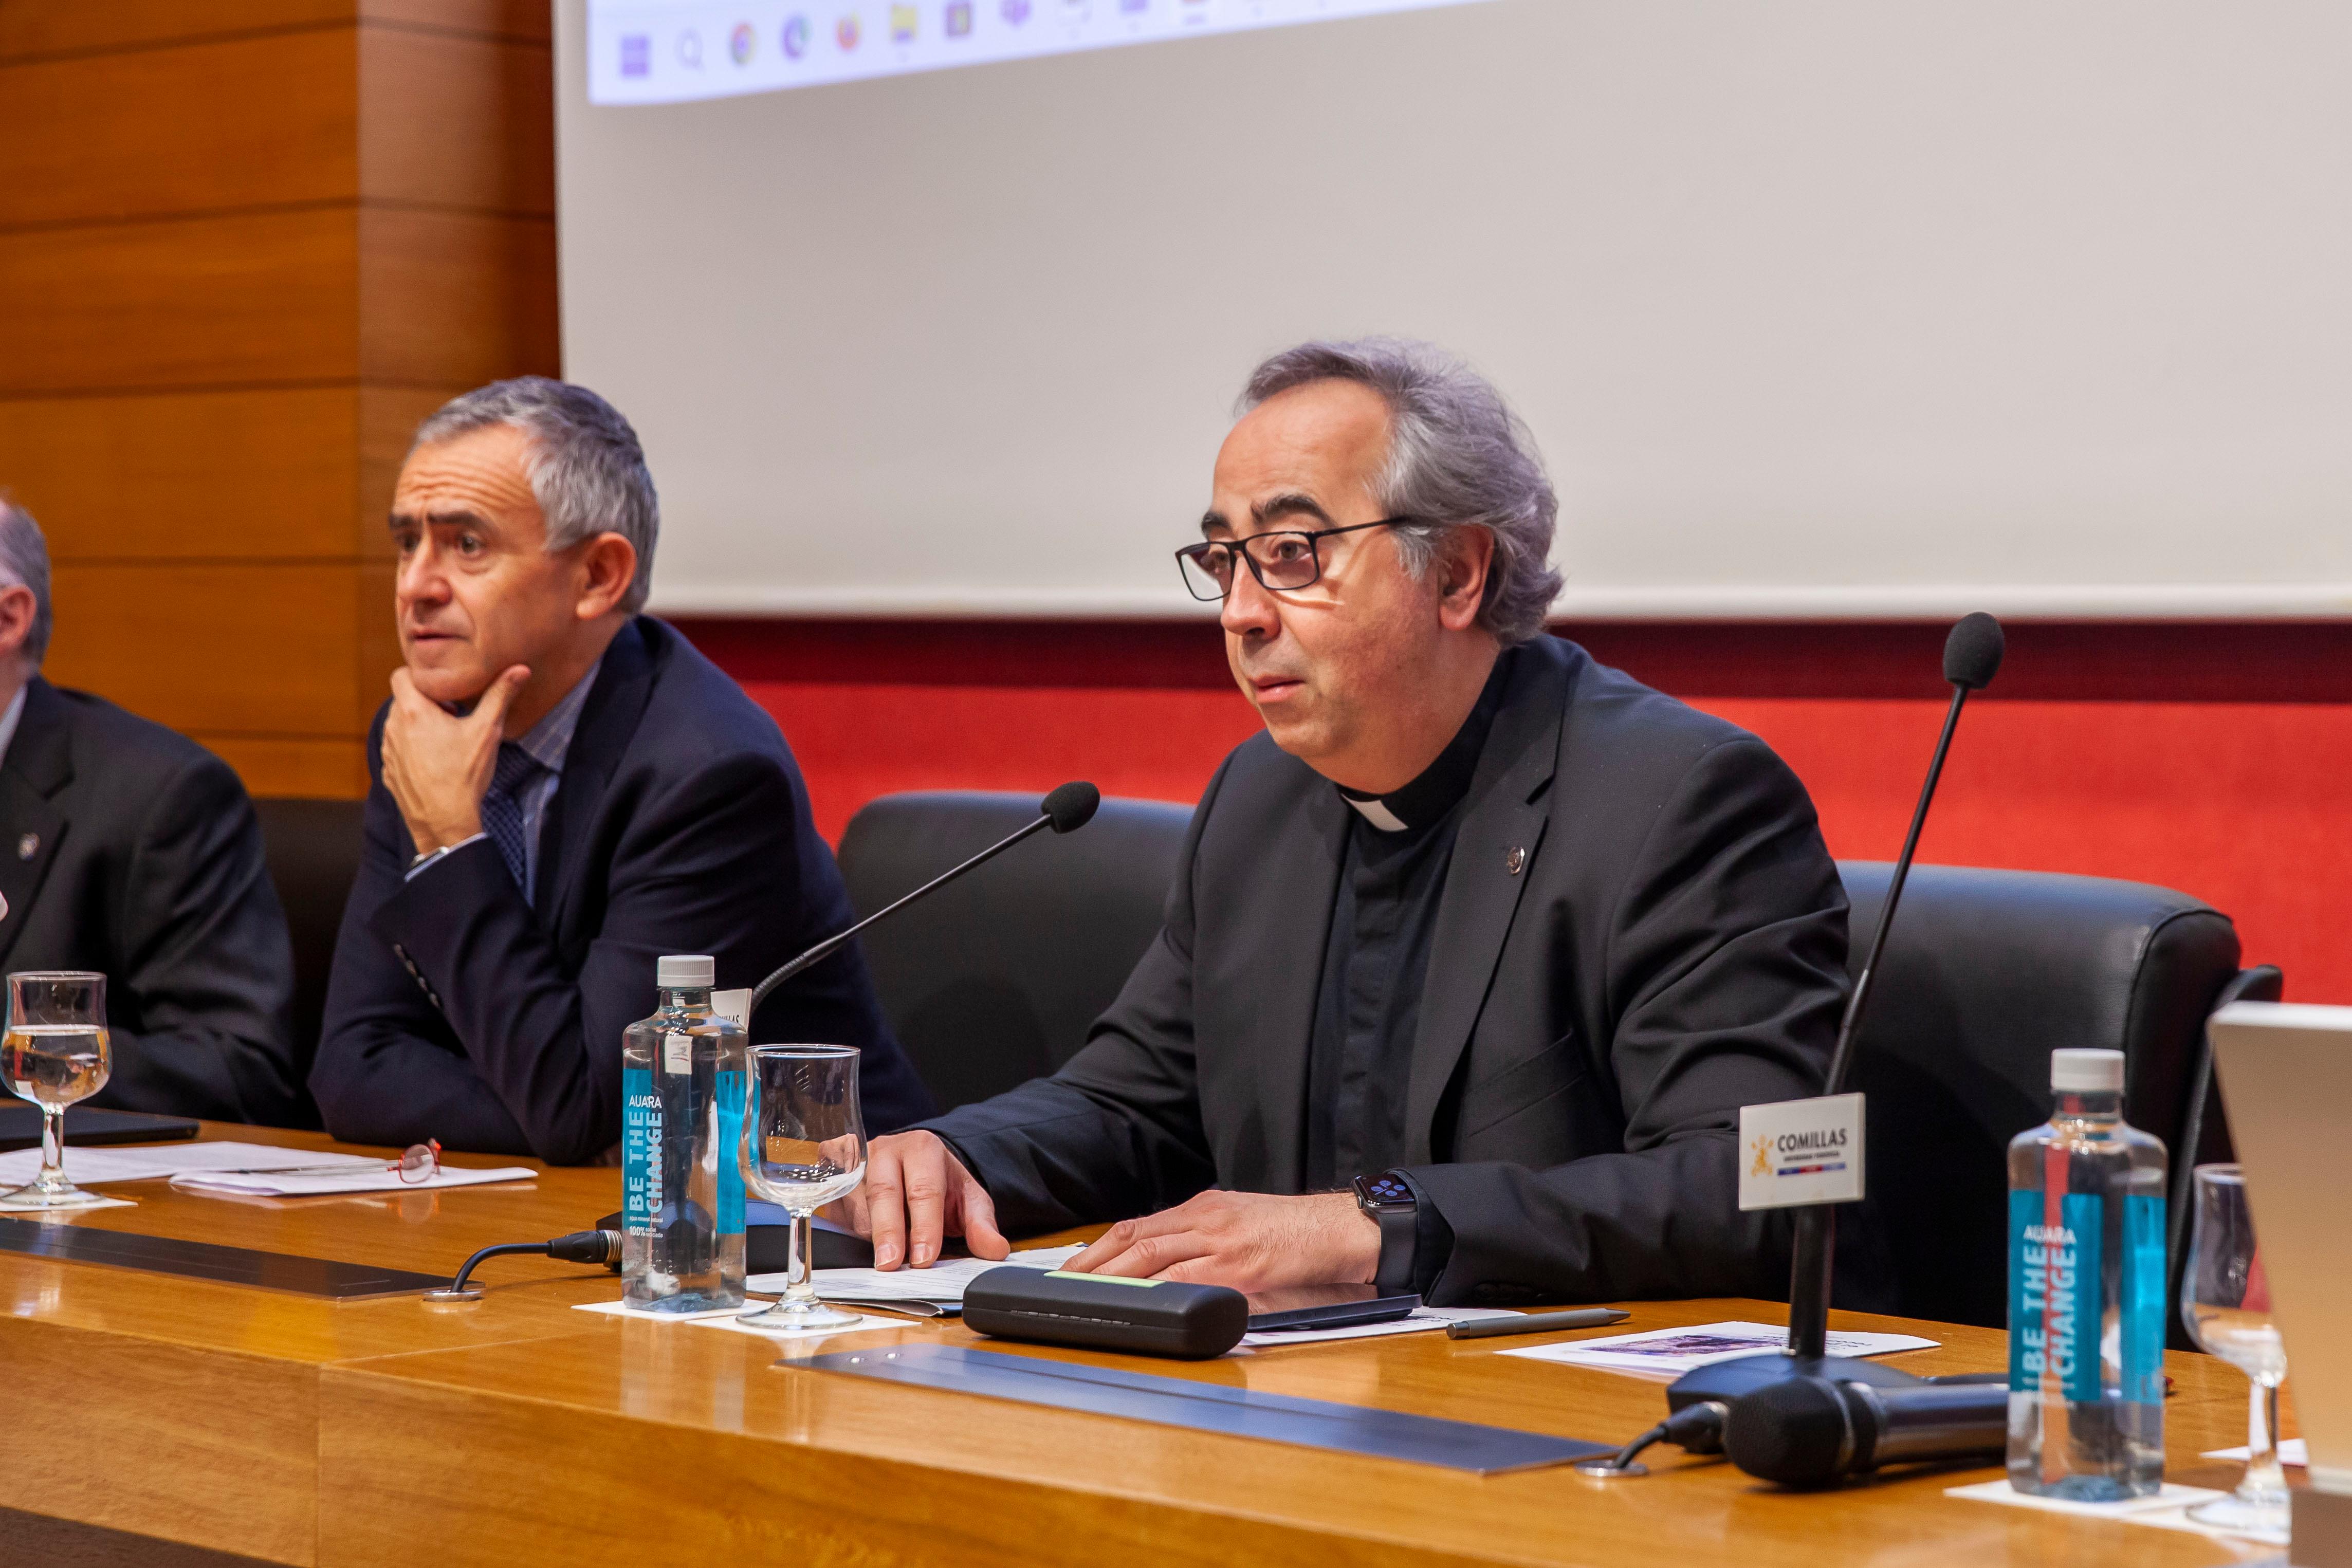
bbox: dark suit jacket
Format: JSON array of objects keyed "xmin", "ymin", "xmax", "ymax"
[
  {"xmin": 922, "ymin": 636, "xmax": 1851, "ymax": 1305},
  {"xmin": 310, "ymin": 617, "xmax": 932, "ymax": 1164},
  {"xmin": 0, "ymin": 678, "xmax": 301, "ymax": 1122}
]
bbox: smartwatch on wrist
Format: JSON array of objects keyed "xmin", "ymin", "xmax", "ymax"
[{"xmin": 1352, "ymin": 1170, "xmax": 1419, "ymax": 1295}]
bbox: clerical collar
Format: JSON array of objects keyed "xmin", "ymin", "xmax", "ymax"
[{"xmin": 1336, "ymin": 648, "xmax": 1517, "ymax": 833}]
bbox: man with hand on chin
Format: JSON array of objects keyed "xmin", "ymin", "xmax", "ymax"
[
  {"xmin": 840, "ymin": 340, "xmax": 1850, "ymax": 1305},
  {"xmin": 311, "ymin": 378, "xmax": 929, "ymax": 1161}
]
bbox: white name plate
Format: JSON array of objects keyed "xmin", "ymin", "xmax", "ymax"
[
  {"xmin": 712, "ymin": 988, "xmax": 751, "ymax": 1032},
  {"xmin": 1738, "ymin": 1092, "xmax": 1866, "ymax": 1210}
]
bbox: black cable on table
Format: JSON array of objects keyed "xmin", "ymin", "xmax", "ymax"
[
  {"xmin": 428, "ymin": 1230, "xmax": 620, "ymax": 1301},
  {"xmin": 1575, "ymin": 1400, "xmax": 1730, "ymax": 1478}
]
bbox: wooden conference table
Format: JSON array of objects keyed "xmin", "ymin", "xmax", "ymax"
[{"xmin": 0, "ymin": 1123, "xmax": 2296, "ymax": 1567}]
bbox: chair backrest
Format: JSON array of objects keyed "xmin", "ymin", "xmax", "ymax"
[
  {"xmin": 252, "ymin": 798, "xmax": 365, "ymax": 1098},
  {"xmin": 836, "ymin": 791, "xmax": 1194, "ymax": 1113},
  {"xmin": 1836, "ymin": 860, "xmax": 2264, "ymax": 1328}
]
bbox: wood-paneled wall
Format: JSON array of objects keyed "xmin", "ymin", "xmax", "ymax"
[{"xmin": 0, "ymin": 0, "xmax": 558, "ymax": 797}]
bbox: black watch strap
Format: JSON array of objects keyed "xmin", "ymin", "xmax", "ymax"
[{"xmin": 1354, "ymin": 1172, "xmax": 1419, "ymax": 1295}]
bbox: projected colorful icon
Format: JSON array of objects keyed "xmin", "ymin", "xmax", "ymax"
[
  {"xmin": 891, "ymin": 4, "xmax": 918, "ymax": 41},
  {"xmin": 730, "ymin": 22, "xmax": 755, "ymax": 62},
  {"xmin": 837, "ymin": 13, "xmax": 860, "ymax": 49},
  {"xmin": 619, "ymin": 33, "xmax": 650, "ymax": 75},
  {"xmin": 783, "ymin": 14, "xmax": 811, "ymax": 56},
  {"xmin": 946, "ymin": 2, "xmax": 973, "ymax": 36},
  {"xmin": 1001, "ymin": 0, "xmax": 1031, "ymax": 20}
]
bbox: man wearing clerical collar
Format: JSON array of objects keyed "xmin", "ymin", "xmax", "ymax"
[{"xmin": 846, "ymin": 338, "xmax": 1852, "ymax": 1305}]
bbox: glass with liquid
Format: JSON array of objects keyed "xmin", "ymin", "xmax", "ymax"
[{"xmin": 2, "ymin": 971, "xmax": 114, "ymax": 1209}]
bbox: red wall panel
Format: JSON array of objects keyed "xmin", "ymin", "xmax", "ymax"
[
  {"xmin": 683, "ymin": 619, "xmax": 2352, "ymax": 1004},
  {"xmin": 1699, "ymin": 697, "xmax": 2349, "ymax": 1003},
  {"xmin": 745, "ymin": 679, "xmax": 1261, "ymax": 832}
]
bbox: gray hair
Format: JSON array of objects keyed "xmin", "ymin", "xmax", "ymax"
[
  {"xmin": 1239, "ymin": 338, "xmax": 1563, "ymax": 644},
  {"xmin": 410, "ymin": 377, "xmax": 659, "ymax": 614},
  {"xmin": 0, "ymin": 499, "xmax": 53, "ymax": 667}
]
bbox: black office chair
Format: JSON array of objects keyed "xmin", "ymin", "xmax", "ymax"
[
  {"xmin": 1838, "ymin": 861, "xmax": 2279, "ymax": 1332},
  {"xmin": 252, "ymin": 797, "xmax": 366, "ymax": 1123},
  {"xmin": 836, "ymin": 790, "xmax": 1194, "ymax": 1113}
]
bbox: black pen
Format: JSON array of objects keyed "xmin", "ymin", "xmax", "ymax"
[{"xmin": 1445, "ymin": 1307, "xmax": 1631, "ymax": 1341}]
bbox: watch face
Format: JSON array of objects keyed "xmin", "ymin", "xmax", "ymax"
[{"xmin": 1360, "ymin": 1172, "xmax": 1413, "ymax": 1209}]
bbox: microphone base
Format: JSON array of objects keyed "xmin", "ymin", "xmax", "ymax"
[{"xmin": 1666, "ymin": 1352, "xmax": 1926, "ymax": 1412}]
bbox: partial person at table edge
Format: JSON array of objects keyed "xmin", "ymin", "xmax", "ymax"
[
  {"xmin": 840, "ymin": 338, "xmax": 1854, "ymax": 1307},
  {"xmin": 308, "ymin": 378, "xmax": 932, "ymax": 1164},
  {"xmin": 0, "ymin": 500, "xmax": 302, "ymax": 1124}
]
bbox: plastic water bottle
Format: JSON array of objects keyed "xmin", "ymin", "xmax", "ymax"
[
  {"xmin": 2006, "ymin": 1047, "xmax": 2167, "ymax": 1499},
  {"xmin": 620, "ymin": 955, "xmax": 748, "ymax": 1312}
]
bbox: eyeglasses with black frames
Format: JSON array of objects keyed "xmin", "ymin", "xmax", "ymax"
[{"xmin": 1174, "ymin": 518, "xmax": 1411, "ymax": 602}]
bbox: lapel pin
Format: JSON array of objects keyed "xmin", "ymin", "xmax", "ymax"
[
  {"xmin": 1505, "ymin": 845, "xmax": 1527, "ymax": 876},
  {"xmin": 0, "ymin": 890, "xmax": 8, "ymax": 921},
  {"xmin": 15, "ymin": 833, "xmax": 34, "ymax": 860}
]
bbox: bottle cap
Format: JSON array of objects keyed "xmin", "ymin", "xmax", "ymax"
[
  {"xmin": 656, "ymin": 955, "xmax": 714, "ymax": 989},
  {"xmin": 2051, "ymin": 1047, "xmax": 2124, "ymax": 1093}
]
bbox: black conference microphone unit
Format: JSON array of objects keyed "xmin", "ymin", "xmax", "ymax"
[
  {"xmin": 744, "ymin": 779, "xmax": 1102, "ymax": 1021},
  {"xmin": 1770, "ymin": 611, "xmax": 2008, "ymax": 1372},
  {"xmin": 1720, "ymin": 1373, "xmax": 2009, "ymax": 1488},
  {"xmin": 1578, "ymin": 615, "xmax": 2007, "ymax": 1476}
]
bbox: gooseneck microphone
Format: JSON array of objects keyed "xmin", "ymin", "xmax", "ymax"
[
  {"xmin": 1723, "ymin": 1374, "xmax": 2008, "ymax": 1487},
  {"xmin": 1781, "ymin": 613, "xmax": 2004, "ymax": 1363},
  {"xmin": 1597, "ymin": 616, "xmax": 2010, "ymax": 1443},
  {"xmin": 1827, "ymin": 612, "xmax": 2006, "ymax": 1092},
  {"xmin": 744, "ymin": 782, "xmax": 1101, "ymax": 1020},
  {"xmin": 1778, "ymin": 606, "xmax": 2004, "ymax": 1363}
]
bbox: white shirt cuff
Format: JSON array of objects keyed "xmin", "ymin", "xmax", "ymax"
[{"xmin": 406, "ymin": 833, "xmax": 489, "ymax": 881}]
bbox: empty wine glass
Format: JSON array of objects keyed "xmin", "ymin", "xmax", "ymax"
[
  {"xmin": 738, "ymin": 1045, "xmax": 866, "ymax": 1330},
  {"xmin": 2, "ymin": 972, "xmax": 114, "ymax": 1209},
  {"xmin": 2180, "ymin": 1164, "xmax": 2291, "ymax": 1542}
]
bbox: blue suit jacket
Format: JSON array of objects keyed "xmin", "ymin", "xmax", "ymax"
[{"xmin": 310, "ymin": 617, "xmax": 932, "ymax": 1162}]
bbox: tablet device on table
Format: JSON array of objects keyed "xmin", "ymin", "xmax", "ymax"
[{"xmin": 1244, "ymin": 1283, "xmax": 1421, "ymax": 1333}]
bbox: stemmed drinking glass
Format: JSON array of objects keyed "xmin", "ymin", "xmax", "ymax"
[
  {"xmin": 2, "ymin": 972, "xmax": 114, "ymax": 1209},
  {"xmin": 738, "ymin": 1045, "xmax": 867, "ymax": 1330},
  {"xmin": 2180, "ymin": 1163, "xmax": 2292, "ymax": 1542}
]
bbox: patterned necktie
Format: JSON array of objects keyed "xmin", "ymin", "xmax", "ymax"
[{"xmin": 479, "ymin": 742, "xmax": 545, "ymax": 894}]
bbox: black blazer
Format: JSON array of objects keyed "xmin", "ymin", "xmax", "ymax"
[
  {"xmin": 0, "ymin": 678, "xmax": 301, "ymax": 1122},
  {"xmin": 310, "ymin": 617, "xmax": 933, "ymax": 1163},
  {"xmin": 923, "ymin": 637, "xmax": 1851, "ymax": 1305}
]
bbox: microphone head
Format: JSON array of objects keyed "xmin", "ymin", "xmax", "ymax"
[
  {"xmin": 1041, "ymin": 781, "xmax": 1100, "ymax": 834},
  {"xmin": 1723, "ymin": 1376, "xmax": 1854, "ymax": 1488},
  {"xmin": 1943, "ymin": 612, "xmax": 2005, "ymax": 690}
]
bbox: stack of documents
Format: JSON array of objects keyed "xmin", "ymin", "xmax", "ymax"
[
  {"xmin": 0, "ymin": 1140, "xmax": 535, "ymax": 1197},
  {"xmin": 756, "ymin": 1245, "xmax": 1085, "ymax": 1313},
  {"xmin": 169, "ymin": 1159, "xmax": 537, "ymax": 1197}
]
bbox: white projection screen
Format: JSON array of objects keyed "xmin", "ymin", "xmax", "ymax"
[{"xmin": 555, "ymin": 2, "xmax": 2352, "ymax": 621}]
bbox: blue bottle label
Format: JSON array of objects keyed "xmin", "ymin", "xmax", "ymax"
[
  {"xmin": 715, "ymin": 1067, "xmax": 746, "ymax": 1236},
  {"xmin": 2120, "ymin": 1191, "xmax": 2165, "ymax": 1404},
  {"xmin": 622, "ymin": 1066, "xmax": 660, "ymax": 1234},
  {"xmin": 2009, "ymin": 1189, "xmax": 2104, "ymax": 1399}
]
